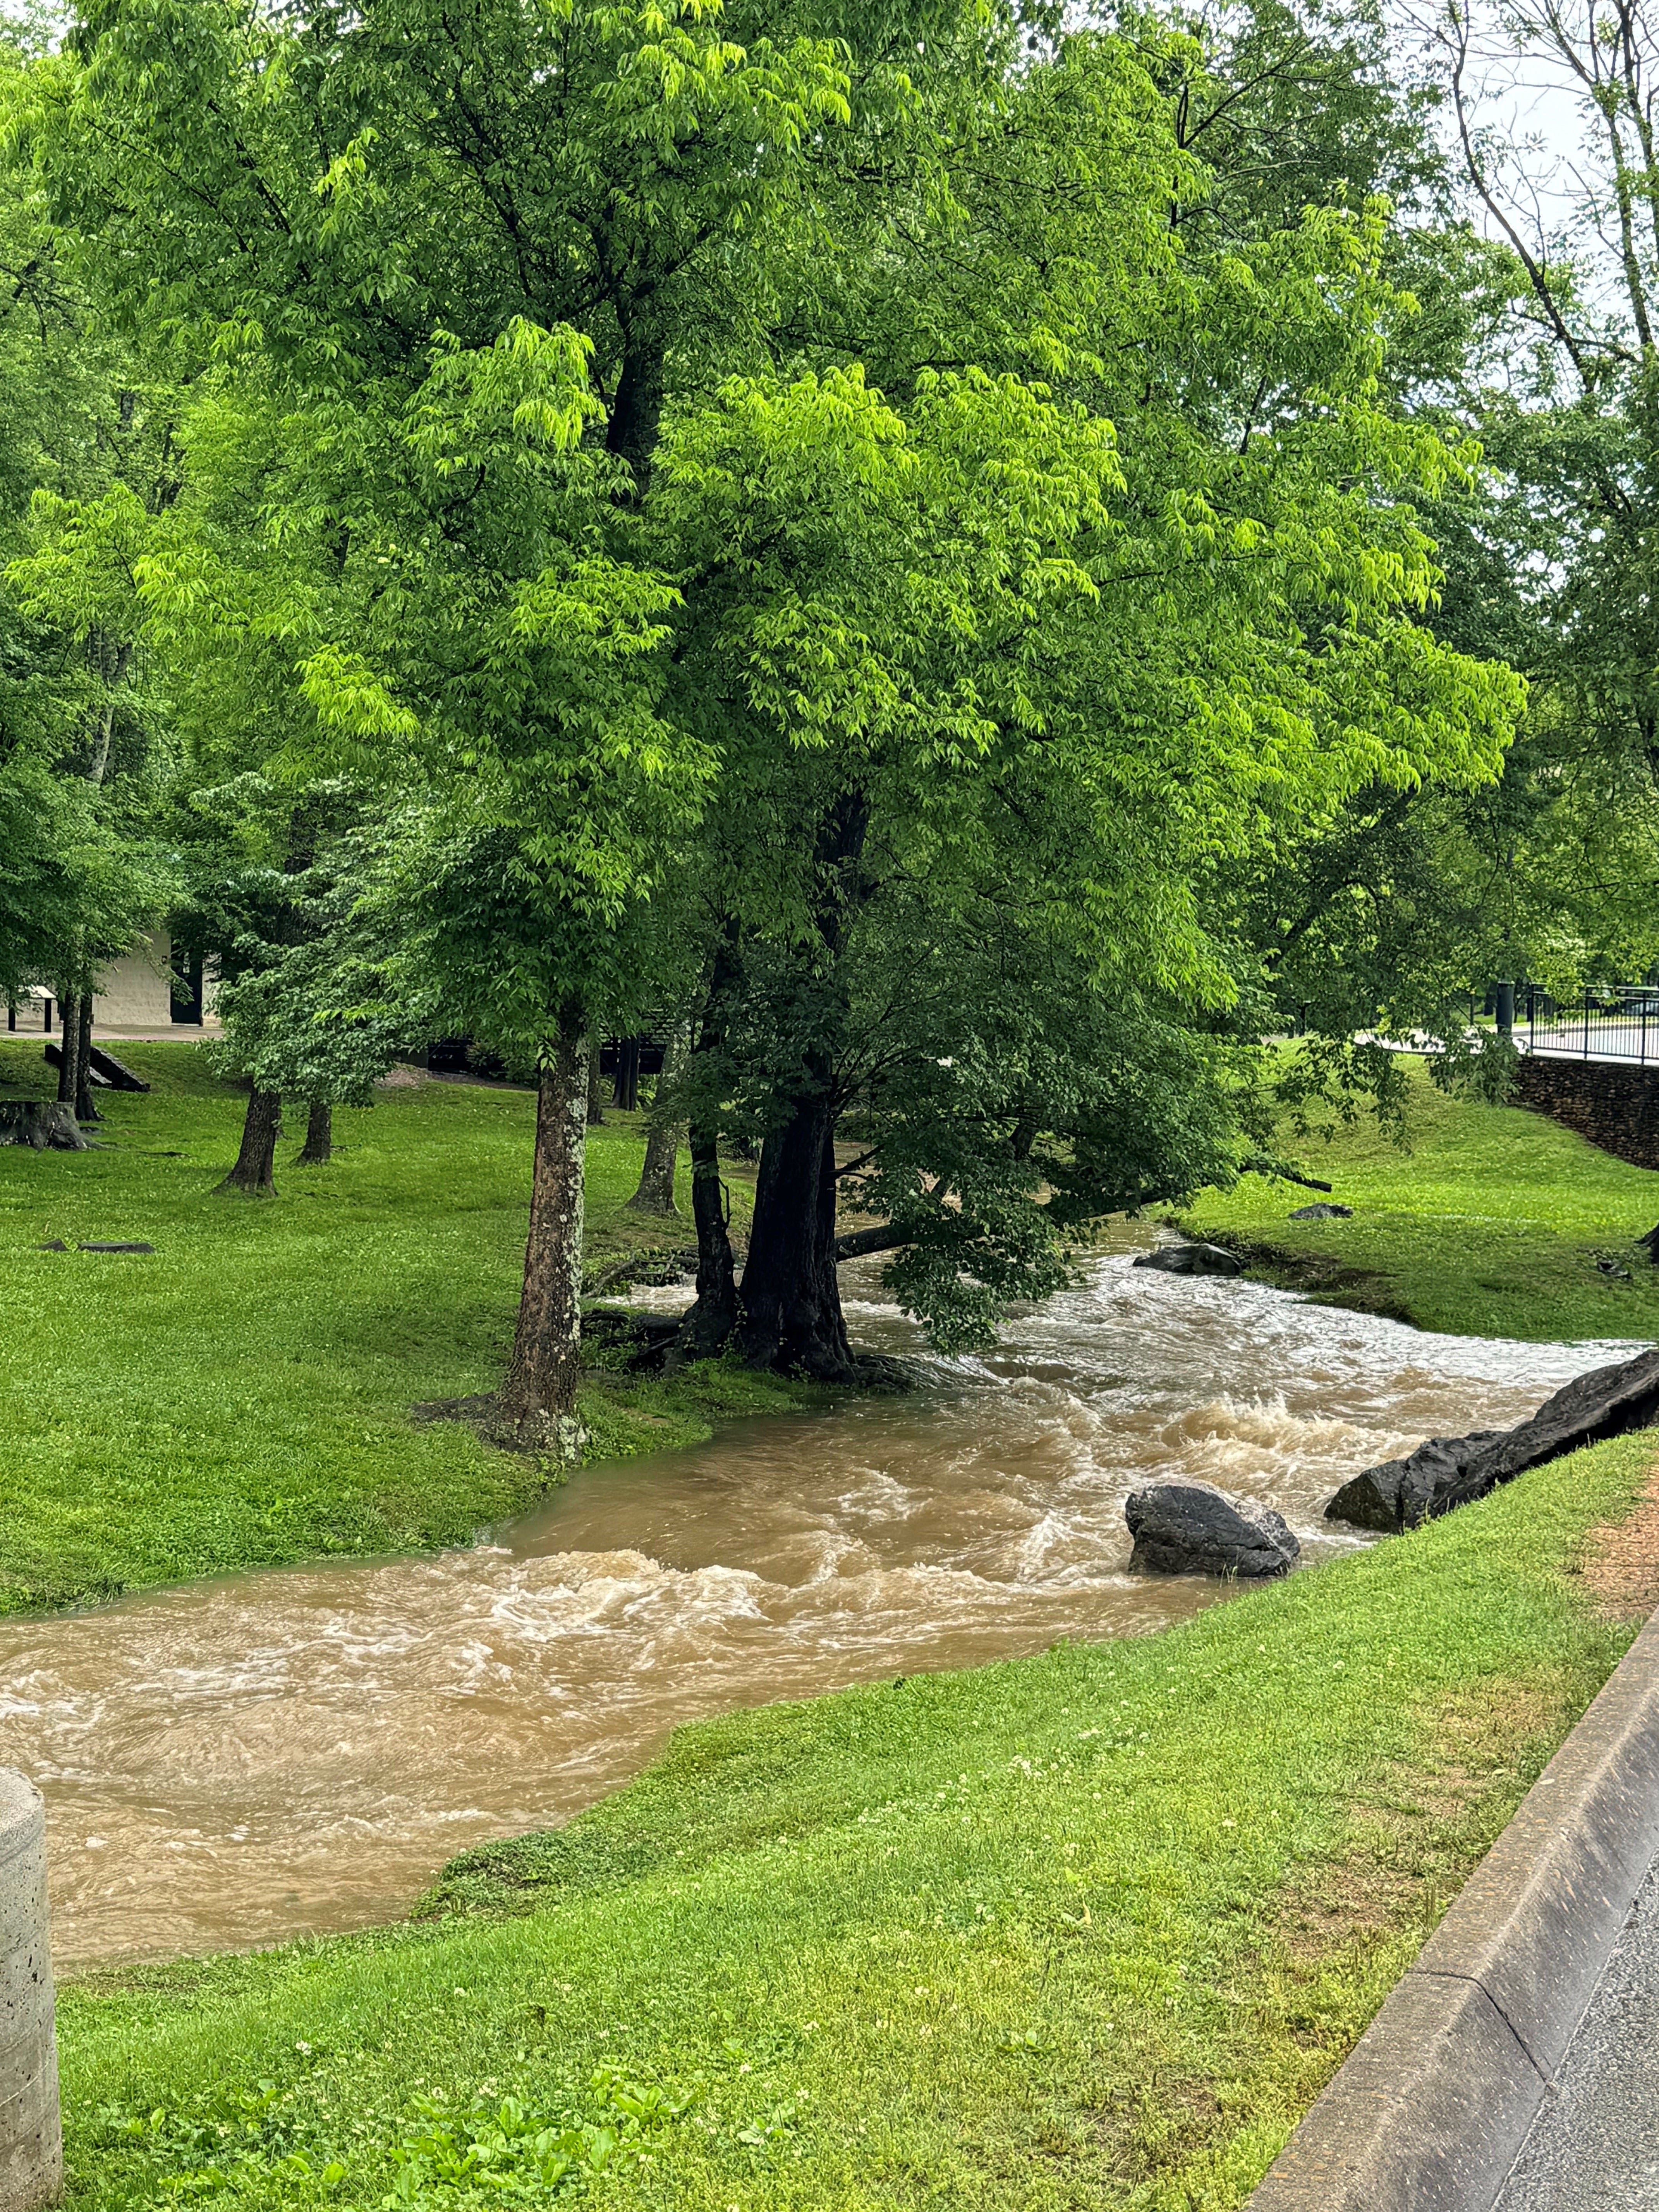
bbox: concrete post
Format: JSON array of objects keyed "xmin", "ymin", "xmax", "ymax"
[{"xmin": 0, "ymin": 1774, "xmax": 61, "ymax": 2212}]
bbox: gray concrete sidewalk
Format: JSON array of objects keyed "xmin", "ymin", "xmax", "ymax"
[{"xmin": 1495, "ymin": 1848, "xmax": 1659, "ymax": 2211}]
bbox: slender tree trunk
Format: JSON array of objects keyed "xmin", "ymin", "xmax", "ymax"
[
  {"xmin": 586, "ymin": 1041, "xmax": 606, "ymax": 1126},
  {"xmin": 626, "ymin": 1019, "xmax": 690, "ymax": 1215},
  {"xmin": 611, "ymin": 1035, "xmax": 641, "ymax": 1111},
  {"xmin": 680, "ymin": 1122, "xmax": 740, "ymax": 1355},
  {"xmin": 496, "ymin": 1017, "xmax": 588, "ymax": 1460},
  {"xmin": 737, "ymin": 1082, "xmax": 855, "ymax": 1380},
  {"xmin": 676, "ymin": 950, "xmax": 742, "ymax": 1356},
  {"xmin": 55, "ymin": 994, "xmax": 81, "ymax": 1108},
  {"xmin": 297, "ymin": 1099, "xmax": 333, "ymax": 1164},
  {"xmin": 215, "ymin": 1088, "xmax": 282, "ymax": 1196},
  {"xmin": 75, "ymin": 997, "xmax": 99, "ymax": 1123}
]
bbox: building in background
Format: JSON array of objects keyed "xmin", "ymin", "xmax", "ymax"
[{"xmin": 5, "ymin": 933, "xmax": 215, "ymax": 1037}]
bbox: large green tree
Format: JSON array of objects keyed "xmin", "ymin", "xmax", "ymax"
[
  {"xmin": 645, "ymin": 34, "xmax": 1525, "ymax": 1375},
  {"xmin": 31, "ymin": 0, "xmax": 1525, "ymax": 1408},
  {"xmin": 0, "ymin": 35, "xmax": 173, "ymax": 1092},
  {"xmin": 27, "ymin": 0, "xmax": 860, "ymax": 1443}
]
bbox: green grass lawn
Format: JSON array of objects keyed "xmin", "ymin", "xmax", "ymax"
[
  {"xmin": 0, "ymin": 1041, "xmax": 799, "ymax": 1616},
  {"xmin": 1180, "ymin": 1054, "xmax": 1659, "ymax": 1341},
  {"xmin": 7, "ymin": 1043, "xmax": 1652, "ymax": 1617},
  {"xmin": 19, "ymin": 1042, "xmax": 1659, "ymax": 2208},
  {"xmin": 58, "ymin": 1432, "xmax": 1656, "ymax": 2212}
]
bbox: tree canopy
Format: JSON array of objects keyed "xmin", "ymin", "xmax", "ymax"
[{"xmin": 0, "ymin": 0, "xmax": 1611, "ymax": 1434}]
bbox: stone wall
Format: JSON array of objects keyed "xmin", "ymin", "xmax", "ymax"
[{"xmin": 1512, "ymin": 1054, "xmax": 1659, "ymax": 1171}]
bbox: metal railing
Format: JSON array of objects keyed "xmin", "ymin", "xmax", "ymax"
[{"xmin": 1522, "ymin": 986, "xmax": 1659, "ymax": 1067}]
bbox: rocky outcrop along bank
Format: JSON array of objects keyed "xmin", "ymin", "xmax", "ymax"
[{"xmin": 1327, "ymin": 1347, "xmax": 1659, "ymax": 1533}]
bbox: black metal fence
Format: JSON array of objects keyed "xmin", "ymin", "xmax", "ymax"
[{"xmin": 1522, "ymin": 986, "xmax": 1659, "ymax": 1067}]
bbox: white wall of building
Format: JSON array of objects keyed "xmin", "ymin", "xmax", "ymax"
[{"xmin": 6, "ymin": 933, "xmax": 207, "ymax": 1034}]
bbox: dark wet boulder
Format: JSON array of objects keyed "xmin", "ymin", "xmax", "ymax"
[
  {"xmin": 1325, "ymin": 1432, "xmax": 1501, "ymax": 1533},
  {"xmin": 1326, "ymin": 1347, "xmax": 1659, "ymax": 1533},
  {"xmin": 1132, "ymin": 1242, "xmax": 1243, "ymax": 1278},
  {"xmin": 1289, "ymin": 1202, "xmax": 1353, "ymax": 1220},
  {"xmin": 1126, "ymin": 1481, "xmax": 1300, "ymax": 1578}
]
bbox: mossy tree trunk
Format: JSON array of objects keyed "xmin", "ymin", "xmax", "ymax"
[
  {"xmin": 497, "ymin": 1017, "xmax": 588, "ymax": 1460},
  {"xmin": 216, "ymin": 1088, "xmax": 282, "ymax": 1196},
  {"xmin": 681, "ymin": 1122, "xmax": 740, "ymax": 1354}
]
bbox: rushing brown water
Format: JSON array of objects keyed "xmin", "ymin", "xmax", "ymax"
[{"xmin": 0, "ymin": 1242, "xmax": 1635, "ymax": 1969}]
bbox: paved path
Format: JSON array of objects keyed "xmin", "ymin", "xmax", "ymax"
[{"xmin": 1495, "ymin": 1847, "xmax": 1659, "ymax": 2210}]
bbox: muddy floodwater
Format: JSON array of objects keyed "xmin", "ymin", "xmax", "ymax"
[{"xmin": 0, "ymin": 1241, "xmax": 1635, "ymax": 1968}]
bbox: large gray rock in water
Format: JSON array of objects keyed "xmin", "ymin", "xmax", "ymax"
[
  {"xmin": 1326, "ymin": 1346, "xmax": 1659, "ymax": 1533},
  {"xmin": 1126, "ymin": 1481, "xmax": 1300, "ymax": 1577},
  {"xmin": 1132, "ymin": 1242, "xmax": 1243, "ymax": 1278}
]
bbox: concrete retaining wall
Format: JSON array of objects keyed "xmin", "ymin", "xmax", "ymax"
[
  {"xmin": 0, "ymin": 1775, "xmax": 60, "ymax": 2212},
  {"xmin": 1512, "ymin": 1056, "xmax": 1659, "ymax": 1171}
]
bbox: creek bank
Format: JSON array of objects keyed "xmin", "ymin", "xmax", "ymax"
[
  {"xmin": 17, "ymin": 1252, "xmax": 1614, "ymax": 1966},
  {"xmin": 1328, "ymin": 1346, "xmax": 1659, "ymax": 1533},
  {"xmin": 581, "ymin": 1303, "xmax": 917, "ymax": 1393},
  {"xmin": 1176, "ymin": 1224, "xmax": 1414, "ymax": 1319},
  {"xmin": 51, "ymin": 1436, "xmax": 1659, "ymax": 2212}
]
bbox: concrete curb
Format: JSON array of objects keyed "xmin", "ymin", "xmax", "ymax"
[
  {"xmin": 1248, "ymin": 1601, "xmax": 1659, "ymax": 2212},
  {"xmin": 0, "ymin": 1772, "xmax": 61, "ymax": 2212}
]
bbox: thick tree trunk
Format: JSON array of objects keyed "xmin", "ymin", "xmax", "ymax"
[
  {"xmin": 215, "ymin": 1088, "xmax": 281, "ymax": 1196},
  {"xmin": 0, "ymin": 1101, "xmax": 88, "ymax": 1150},
  {"xmin": 737, "ymin": 1085, "xmax": 855, "ymax": 1380},
  {"xmin": 625, "ymin": 1019, "xmax": 690, "ymax": 1215},
  {"xmin": 75, "ymin": 998, "xmax": 99, "ymax": 1123},
  {"xmin": 586, "ymin": 1042, "xmax": 606, "ymax": 1126},
  {"xmin": 55, "ymin": 995, "xmax": 80, "ymax": 1108},
  {"xmin": 297, "ymin": 1099, "xmax": 332, "ymax": 1164},
  {"xmin": 496, "ymin": 1018, "xmax": 588, "ymax": 1461},
  {"xmin": 727, "ymin": 791, "xmax": 867, "ymax": 1380}
]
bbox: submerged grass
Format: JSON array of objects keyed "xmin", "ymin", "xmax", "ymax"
[
  {"xmin": 0, "ymin": 1041, "xmax": 797, "ymax": 1616},
  {"xmin": 1180, "ymin": 1054, "xmax": 1659, "ymax": 1342},
  {"xmin": 57, "ymin": 1433, "xmax": 1657, "ymax": 2212}
]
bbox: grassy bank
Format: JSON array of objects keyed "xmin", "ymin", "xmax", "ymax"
[
  {"xmin": 1180, "ymin": 1055, "xmax": 1659, "ymax": 1341},
  {"xmin": 0, "ymin": 1041, "xmax": 802, "ymax": 1616},
  {"xmin": 58, "ymin": 1434, "xmax": 1656, "ymax": 2212}
]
